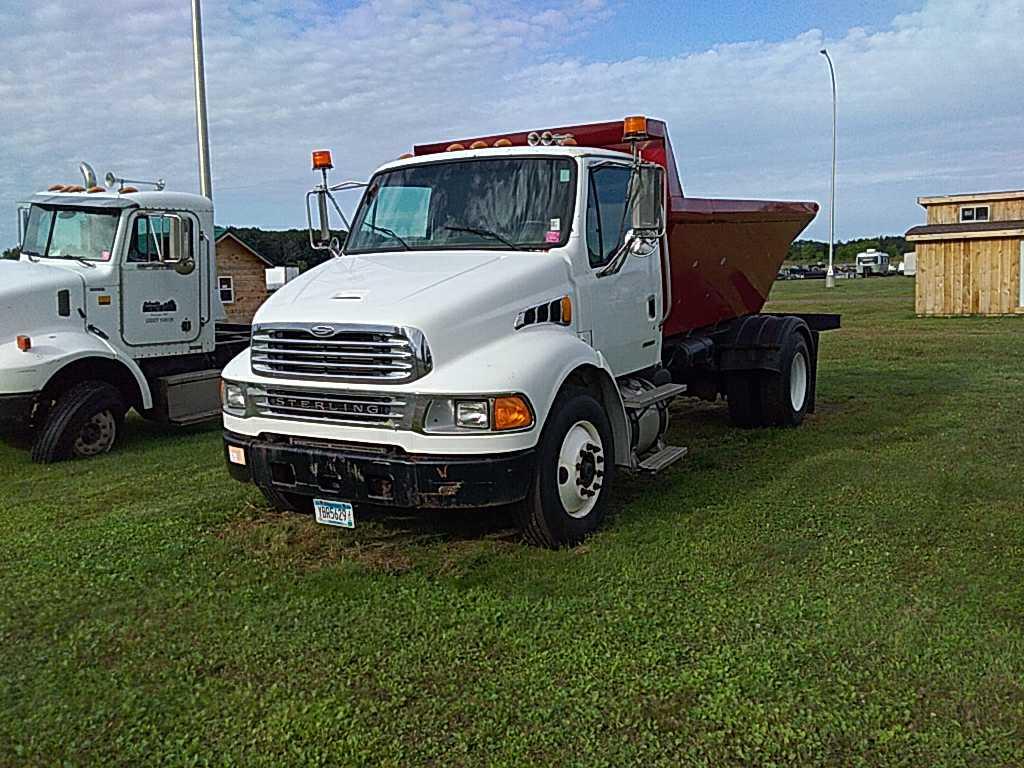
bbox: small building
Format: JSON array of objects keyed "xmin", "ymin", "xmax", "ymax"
[
  {"xmin": 906, "ymin": 191, "xmax": 1024, "ymax": 316},
  {"xmin": 215, "ymin": 227, "xmax": 273, "ymax": 323}
]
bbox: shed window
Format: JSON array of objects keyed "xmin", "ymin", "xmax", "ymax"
[
  {"xmin": 218, "ymin": 276, "xmax": 235, "ymax": 304},
  {"xmin": 960, "ymin": 205, "xmax": 990, "ymax": 223}
]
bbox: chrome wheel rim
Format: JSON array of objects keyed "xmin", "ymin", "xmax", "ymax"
[
  {"xmin": 790, "ymin": 351, "xmax": 808, "ymax": 412},
  {"xmin": 74, "ymin": 410, "xmax": 117, "ymax": 457},
  {"xmin": 556, "ymin": 420, "xmax": 605, "ymax": 518}
]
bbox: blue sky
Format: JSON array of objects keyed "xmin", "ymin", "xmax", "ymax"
[
  {"xmin": 1, "ymin": 0, "xmax": 1022, "ymax": 247},
  {"xmin": 559, "ymin": 0, "xmax": 922, "ymax": 59}
]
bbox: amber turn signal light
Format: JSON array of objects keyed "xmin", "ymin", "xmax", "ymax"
[
  {"xmin": 16, "ymin": 335, "xmax": 32, "ymax": 352},
  {"xmin": 560, "ymin": 296, "xmax": 572, "ymax": 325},
  {"xmin": 494, "ymin": 395, "xmax": 533, "ymax": 431},
  {"xmin": 312, "ymin": 150, "xmax": 333, "ymax": 170}
]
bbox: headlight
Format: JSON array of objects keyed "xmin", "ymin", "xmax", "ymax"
[
  {"xmin": 221, "ymin": 381, "xmax": 246, "ymax": 412},
  {"xmin": 455, "ymin": 400, "xmax": 489, "ymax": 429},
  {"xmin": 422, "ymin": 395, "xmax": 534, "ymax": 433}
]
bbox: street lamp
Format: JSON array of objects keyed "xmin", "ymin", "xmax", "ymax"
[
  {"xmin": 820, "ymin": 48, "xmax": 837, "ymax": 289},
  {"xmin": 191, "ymin": 0, "xmax": 213, "ymax": 200}
]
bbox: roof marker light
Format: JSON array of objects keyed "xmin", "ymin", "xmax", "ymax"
[
  {"xmin": 445, "ymin": 143, "xmax": 465, "ymax": 152},
  {"xmin": 469, "ymin": 140, "xmax": 488, "ymax": 149},
  {"xmin": 494, "ymin": 138, "xmax": 512, "ymax": 147}
]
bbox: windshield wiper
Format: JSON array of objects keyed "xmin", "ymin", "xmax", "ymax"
[
  {"xmin": 363, "ymin": 223, "xmax": 410, "ymax": 250},
  {"xmin": 444, "ymin": 224, "xmax": 523, "ymax": 251}
]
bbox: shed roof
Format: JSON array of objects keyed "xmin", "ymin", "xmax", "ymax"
[
  {"xmin": 214, "ymin": 227, "xmax": 273, "ymax": 266},
  {"xmin": 917, "ymin": 190, "xmax": 1024, "ymax": 206},
  {"xmin": 906, "ymin": 219, "xmax": 1024, "ymax": 242}
]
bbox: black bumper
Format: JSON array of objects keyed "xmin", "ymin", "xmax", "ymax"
[
  {"xmin": 224, "ymin": 431, "xmax": 535, "ymax": 509},
  {"xmin": 0, "ymin": 392, "xmax": 38, "ymax": 429}
]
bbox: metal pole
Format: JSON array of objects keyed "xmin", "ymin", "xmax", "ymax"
[
  {"xmin": 191, "ymin": 0, "xmax": 213, "ymax": 200},
  {"xmin": 820, "ymin": 48, "xmax": 837, "ymax": 289}
]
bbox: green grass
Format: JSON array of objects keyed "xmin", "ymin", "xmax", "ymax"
[{"xmin": 2, "ymin": 278, "xmax": 1023, "ymax": 766}]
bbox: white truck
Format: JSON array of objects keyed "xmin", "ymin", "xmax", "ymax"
[
  {"xmin": 0, "ymin": 167, "xmax": 249, "ymax": 462},
  {"xmin": 221, "ymin": 117, "xmax": 838, "ymax": 547}
]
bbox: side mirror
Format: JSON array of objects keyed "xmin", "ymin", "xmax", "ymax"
[
  {"xmin": 632, "ymin": 163, "xmax": 665, "ymax": 235},
  {"xmin": 170, "ymin": 217, "xmax": 196, "ymax": 274},
  {"xmin": 17, "ymin": 207, "xmax": 29, "ymax": 247}
]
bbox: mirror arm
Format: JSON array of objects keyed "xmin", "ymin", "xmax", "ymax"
[{"xmin": 597, "ymin": 232, "xmax": 637, "ymax": 278}]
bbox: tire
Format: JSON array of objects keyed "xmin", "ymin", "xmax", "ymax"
[
  {"xmin": 519, "ymin": 387, "xmax": 615, "ymax": 548},
  {"xmin": 726, "ymin": 372, "xmax": 763, "ymax": 428},
  {"xmin": 760, "ymin": 332, "xmax": 812, "ymax": 427},
  {"xmin": 30, "ymin": 381, "xmax": 127, "ymax": 464},
  {"xmin": 258, "ymin": 484, "xmax": 313, "ymax": 514}
]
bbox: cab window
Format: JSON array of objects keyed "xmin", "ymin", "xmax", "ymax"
[
  {"xmin": 586, "ymin": 165, "xmax": 632, "ymax": 268},
  {"xmin": 128, "ymin": 214, "xmax": 193, "ymax": 264}
]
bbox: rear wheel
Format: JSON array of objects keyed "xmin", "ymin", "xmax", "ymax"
[
  {"xmin": 520, "ymin": 388, "xmax": 614, "ymax": 548},
  {"xmin": 726, "ymin": 373, "xmax": 763, "ymax": 428},
  {"xmin": 30, "ymin": 381, "xmax": 127, "ymax": 463},
  {"xmin": 760, "ymin": 333, "xmax": 811, "ymax": 427}
]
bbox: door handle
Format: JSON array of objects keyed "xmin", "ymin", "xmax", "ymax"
[{"xmin": 646, "ymin": 294, "xmax": 657, "ymax": 319}]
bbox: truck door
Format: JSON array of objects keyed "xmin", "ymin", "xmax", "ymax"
[
  {"xmin": 582, "ymin": 162, "xmax": 662, "ymax": 375},
  {"xmin": 120, "ymin": 211, "xmax": 203, "ymax": 346}
]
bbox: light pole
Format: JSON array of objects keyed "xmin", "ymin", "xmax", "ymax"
[
  {"xmin": 820, "ymin": 48, "xmax": 837, "ymax": 289},
  {"xmin": 191, "ymin": 0, "xmax": 213, "ymax": 200}
]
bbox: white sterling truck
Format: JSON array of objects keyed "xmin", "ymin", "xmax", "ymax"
[
  {"xmin": 0, "ymin": 166, "xmax": 249, "ymax": 462},
  {"xmin": 221, "ymin": 117, "xmax": 839, "ymax": 547}
]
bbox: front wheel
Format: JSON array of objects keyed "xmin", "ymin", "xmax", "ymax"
[
  {"xmin": 520, "ymin": 388, "xmax": 615, "ymax": 548},
  {"xmin": 30, "ymin": 381, "xmax": 127, "ymax": 463}
]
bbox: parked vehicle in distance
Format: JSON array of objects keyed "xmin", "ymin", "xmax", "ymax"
[
  {"xmin": 221, "ymin": 116, "xmax": 839, "ymax": 547},
  {"xmin": 855, "ymin": 248, "xmax": 890, "ymax": 276},
  {"xmin": 900, "ymin": 252, "xmax": 917, "ymax": 276},
  {"xmin": 0, "ymin": 165, "xmax": 249, "ymax": 462}
]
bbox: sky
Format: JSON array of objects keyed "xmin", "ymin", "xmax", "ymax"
[{"xmin": 1, "ymin": 0, "xmax": 1022, "ymax": 248}]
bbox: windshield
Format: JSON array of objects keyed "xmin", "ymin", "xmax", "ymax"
[
  {"xmin": 21, "ymin": 205, "xmax": 120, "ymax": 262},
  {"xmin": 345, "ymin": 157, "xmax": 577, "ymax": 254}
]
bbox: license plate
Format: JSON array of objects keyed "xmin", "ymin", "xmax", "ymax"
[{"xmin": 313, "ymin": 499, "xmax": 355, "ymax": 529}]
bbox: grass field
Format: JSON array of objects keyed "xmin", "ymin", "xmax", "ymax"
[{"xmin": 2, "ymin": 278, "xmax": 1023, "ymax": 766}]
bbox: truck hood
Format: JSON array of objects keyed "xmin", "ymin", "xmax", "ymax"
[
  {"xmin": 0, "ymin": 260, "xmax": 86, "ymax": 341},
  {"xmin": 253, "ymin": 249, "xmax": 572, "ymax": 371}
]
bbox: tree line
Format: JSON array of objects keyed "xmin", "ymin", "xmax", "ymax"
[{"xmin": 786, "ymin": 236, "xmax": 912, "ymax": 265}]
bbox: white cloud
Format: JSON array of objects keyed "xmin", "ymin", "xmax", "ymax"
[{"xmin": 0, "ymin": 0, "xmax": 1022, "ymax": 247}]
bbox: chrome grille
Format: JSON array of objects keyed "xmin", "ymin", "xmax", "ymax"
[
  {"xmin": 251, "ymin": 324, "xmax": 430, "ymax": 383},
  {"xmin": 249, "ymin": 385, "xmax": 413, "ymax": 429}
]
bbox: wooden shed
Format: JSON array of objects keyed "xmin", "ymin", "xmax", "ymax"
[
  {"xmin": 214, "ymin": 228, "xmax": 273, "ymax": 323},
  {"xmin": 906, "ymin": 191, "xmax": 1024, "ymax": 316}
]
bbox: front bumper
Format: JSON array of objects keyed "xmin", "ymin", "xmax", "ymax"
[
  {"xmin": 223, "ymin": 430, "xmax": 535, "ymax": 509},
  {"xmin": 0, "ymin": 391, "xmax": 39, "ymax": 429}
]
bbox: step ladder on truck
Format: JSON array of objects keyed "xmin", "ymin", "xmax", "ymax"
[{"xmin": 220, "ymin": 116, "xmax": 840, "ymax": 547}]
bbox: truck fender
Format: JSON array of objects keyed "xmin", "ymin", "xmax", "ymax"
[
  {"xmin": 552, "ymin": 361, "xmax": 631, "ymax": 468},
  {"xmin": 717, "ymin": 314, "xmax": 813, "ymax": 374},
  {"xmin": 429, "ymin": 329, "xmax": 630, "ymax": 465},
  {"xmin": 39, "ymin": 341, "xmax": 152, "ymax": 411}
]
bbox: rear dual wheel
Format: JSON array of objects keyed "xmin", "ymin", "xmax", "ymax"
[{"xmin": 726, "ymin": 332, "xmax": 811, "ymax": 428}]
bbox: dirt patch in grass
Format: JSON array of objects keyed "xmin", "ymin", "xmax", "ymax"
[{"xmin": 218, "ymin": 507, "xmax": 417, "ymax": 574}]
